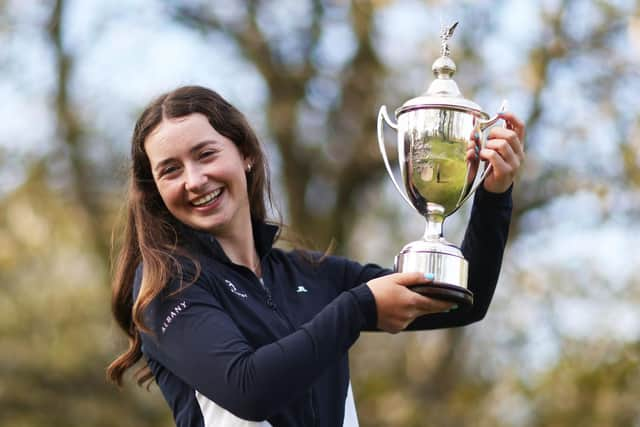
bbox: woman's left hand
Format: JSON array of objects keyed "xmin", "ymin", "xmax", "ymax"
[{"xmin": 468, "ymin": 111, "xmax": 526, "ymax": 194}]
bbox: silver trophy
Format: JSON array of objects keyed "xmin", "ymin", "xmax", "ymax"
[{"xmin": 377, "ymin": 22, "xmax": 506, "ymax": 306}]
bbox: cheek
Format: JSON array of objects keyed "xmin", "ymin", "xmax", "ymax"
[
  {"xmin": 235, "ymin": 170, "xmax": 250, "ymax": 195},
  {"xmin": 156, "ymin": 181, "xmax": 183, "ymax": 208},
  {"xmin": 220, "ymin": 163, "xmax": 248, "ymax": 187}
]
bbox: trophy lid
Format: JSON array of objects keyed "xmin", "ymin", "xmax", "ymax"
[{"xmin": 396, "ymin": 22, "xmax": 488, "ymax": 118}]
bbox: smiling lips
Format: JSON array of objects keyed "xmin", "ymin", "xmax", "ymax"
[{"xmin": 191, "ymin": 187, "xmax": 223, "ymax": 207}]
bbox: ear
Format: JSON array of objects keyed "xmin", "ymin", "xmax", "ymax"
[{"xmin": 244, "ymin": 157, "xmax": 253, "ymax": 173}]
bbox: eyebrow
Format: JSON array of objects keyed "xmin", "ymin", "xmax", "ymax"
[{"xmin": 153, "ymin": 140, "xmax": 219, "ymax": 173}]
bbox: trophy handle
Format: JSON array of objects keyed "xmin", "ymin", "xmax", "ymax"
[
  {"xmin": 465, "ymin": 100, "xmax": 509, "ymax": 198},
  {"xmin": 377, "ymin": 105, "xmax": 416, "ymax": 210}
]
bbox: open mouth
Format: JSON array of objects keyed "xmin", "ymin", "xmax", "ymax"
[{"xmin": 191, "ymin": 188, "xmax": 224, "ymax": 207}]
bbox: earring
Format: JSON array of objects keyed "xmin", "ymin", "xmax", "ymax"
[{"xmin": 246, "ymin": 163, "xmax": 252, "ymax": 172}]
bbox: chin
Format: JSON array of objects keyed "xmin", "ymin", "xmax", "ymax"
[{"xmin": 195, "ymin": 218, "xmax": 231, "ymax": 235}]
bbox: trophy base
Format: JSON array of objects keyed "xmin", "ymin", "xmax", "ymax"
[
  {"xmin": 408, "ymin": 282, "xmax": 473, "ymax": 306},
  {"xmin": 395, "ymin": 243, "xmax": 473, "ymax": 307}
]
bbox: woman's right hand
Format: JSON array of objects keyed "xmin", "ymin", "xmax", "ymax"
[{"xmin": 367, "ymin": 272, "xmax": 455, "ymax": 333}]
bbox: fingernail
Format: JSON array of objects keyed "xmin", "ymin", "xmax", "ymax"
[
  {"xmin": 474, "ymin": 131, "xmax": 480, "ymax": 140},
  {"xmin": 424, "ymin": 273, "xmax": 434, "ymax": 281}
]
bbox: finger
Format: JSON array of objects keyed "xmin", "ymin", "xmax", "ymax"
[
  {"xmin": 465, "ymin": 151, "xmax": 474, "ymax": 162},
  {"xmin": 411, "ymin": 294, "xmax": 455, "ymax": 313},
  {"xmin": 488, "ymin": 127, "xmax": 524, "ymax": 162},
  {"xmin": 465, "ymin": 147, "xmax": 479, "ymax": 162},
  {"xmin": 469, "ymin": 130, "xmax": 481, "ymax": 147},
  {"xmin": 498, "ymin": 111, "xmax": 526, "ymax": 143},
  {"xmin": 387, "ymin": 271, "xmax": 435, "ymax": 287},
  {"xmin": 466, "ymin": 136, "xmax": 481, "ymax": 162},
  {"xmin": 467, "ymin": 140, "xmax": 481, "ymax": 153},
  {"xmin": 468, "ymin": 129, "xmax": 481, "ymax": 144},
  {"xmin": 485, "ymin": 137, "xmax": 520, "ymax": 169},
  {"xmin": 479, "ymin": 146, "xmax": 514, "ymax": 179}
]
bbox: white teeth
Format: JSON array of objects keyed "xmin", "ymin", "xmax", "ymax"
[{"xmin": 192, "ymin": 188, "xmax": 223, "ymax": 206}]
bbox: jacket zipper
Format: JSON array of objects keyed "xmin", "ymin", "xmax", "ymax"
[
  {"xmin": 261, "ymin": 278, "xmax": 318, "ymax": 426},
  {"xmin": 263, "ymin": 286, "xmax": 301, "ymax": 339},
  {"xmin": 260, "ymin": 276, "xmax": 295, "ymax": 329}
]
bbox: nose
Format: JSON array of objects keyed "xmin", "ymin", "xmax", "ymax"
[{"xmin": 184, "ymin": 165, "xmax": 207, "ymax": 192}]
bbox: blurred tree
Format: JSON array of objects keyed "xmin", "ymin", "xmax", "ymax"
[
  {"xmin": 1, "ymin": 0, "xmax": 639, "ymax": 426},
  {"xmin": 526, "ymin": 341, "xmax": 640, "ymax": 426},
  {"xmin": 0, "ymin": 0, "xmax": 172, "ymax": 425},
  {"xmin": 170, "ymin": 0, "xmax": 389, "ymax": 251}
]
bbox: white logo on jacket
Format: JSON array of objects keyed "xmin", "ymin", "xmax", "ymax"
[
  {"xmin": 161, "ymin": 301, "xmax": 188, "ymax": 334},
  {"xmin": 225, "ymin": 280, "xmax": 248, "ymax": 298}
]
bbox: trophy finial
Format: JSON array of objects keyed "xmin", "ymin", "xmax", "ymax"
[
  {"xmin": 440, "ymin": 21, "xmax": 458, "ymax": 57},
  {"xmin": 432, "ymin": 21, "xmax": 459, "ymax": 81}
]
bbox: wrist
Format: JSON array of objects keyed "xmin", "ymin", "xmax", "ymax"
[
  {"xmin": 474, "ymin": 184, "xmax": 513, "ymax": 209},
  {"xmin": 349, "ymin": 283, "xmax": 378, "ymax": 330},
  {"xmin": 482, "ymin": 181, "xmax": 513, "ymax": 194}
]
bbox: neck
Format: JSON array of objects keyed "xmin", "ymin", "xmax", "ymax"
[{"xmin": 215, "ymin": 219, "xmax": 262, "ymax": 277}]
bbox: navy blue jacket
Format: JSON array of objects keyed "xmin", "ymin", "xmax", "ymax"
[{"xmin": 136, "ymin": 187, "xmax": 512, "ymax": 426}]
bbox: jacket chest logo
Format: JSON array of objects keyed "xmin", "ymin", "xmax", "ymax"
[{"xmin": 225, "ymin": 280, "xmax": 248, "ymax": 298}]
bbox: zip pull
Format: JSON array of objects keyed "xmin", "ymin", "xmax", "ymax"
[{"xmin": 264, "ymin": 286, "xmax": 276, "ymax": 309}]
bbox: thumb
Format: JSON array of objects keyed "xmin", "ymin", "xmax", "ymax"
[{"xmin": 386, "ymin": 271, "xmax": 434, "ymax": 287}]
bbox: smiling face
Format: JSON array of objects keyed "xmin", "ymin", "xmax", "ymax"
[{"xmin": 144, "ymin": 113, "xmax": 252, "ymax": 237}]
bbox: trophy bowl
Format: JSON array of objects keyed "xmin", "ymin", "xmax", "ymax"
[{"xmin": 377, "ymin": 22, "xmax": 504, "ymax": 307}]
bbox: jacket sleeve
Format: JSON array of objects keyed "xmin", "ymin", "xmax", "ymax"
[
  {"xmin": 406, "ymin": 185, "xmax": 512, "ymax": 330},
  {"xmin": 139, "ymin": 267, "xmax": 376, "ymax": 421},
  {"xmin": 329, "ymin": 186, "xmax": 512, "ymax": 331}
]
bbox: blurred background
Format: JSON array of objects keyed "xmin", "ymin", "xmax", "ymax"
[{"xmin": 1, "ymin": 0, "xmax": 640, "ymax": 426}]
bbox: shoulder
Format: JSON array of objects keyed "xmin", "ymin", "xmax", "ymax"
[
  {"xmin": 137, "ymin": 256, "xmax": 230, "ymax": 339},
  {"xmin": 269, "ymin": 248, "xmax": 389, "ymax": 284},
  {"xmin": 269, "ymin": 248, "xmax": 346, "ymax": 273},
  {"xmin": 134, "ymin": 254, "xmax": 228, "ymax": 314}
]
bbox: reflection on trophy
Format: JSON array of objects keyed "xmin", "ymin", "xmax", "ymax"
[{"xmin": 377, "ymin": 22, "xmax": 505, "ymax": 307}]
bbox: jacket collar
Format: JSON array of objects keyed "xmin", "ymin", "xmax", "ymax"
[{"xmin": 179, "ymin": 220, "xmax": 280, "ymax": 264}]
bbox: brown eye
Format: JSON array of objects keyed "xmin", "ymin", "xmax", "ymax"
[
  {"xmin": 159, "ymin": 164, "xmax": 180, "ymax": 178},
  {"xmin": 199, "ymin": 149, "xmax": 217, "ymax": 159}
]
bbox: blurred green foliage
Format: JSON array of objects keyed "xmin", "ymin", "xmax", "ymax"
[{"xmin": 1, "ymin": 0, "xmax": 639, "ymax": 426}]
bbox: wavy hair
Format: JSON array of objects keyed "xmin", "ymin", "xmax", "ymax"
[{"xmin": 106, "ymin": 86, "xmax": 273, "ymax": 386}]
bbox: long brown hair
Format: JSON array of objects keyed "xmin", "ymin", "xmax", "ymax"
[{"xmin": 106, "ymin": 86, "xmax": 273, "ymax": 386}]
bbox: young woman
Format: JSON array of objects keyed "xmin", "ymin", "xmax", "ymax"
[{"xmin": 107, "ymin": 85, "xmax": 525, "ymax": 426}]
